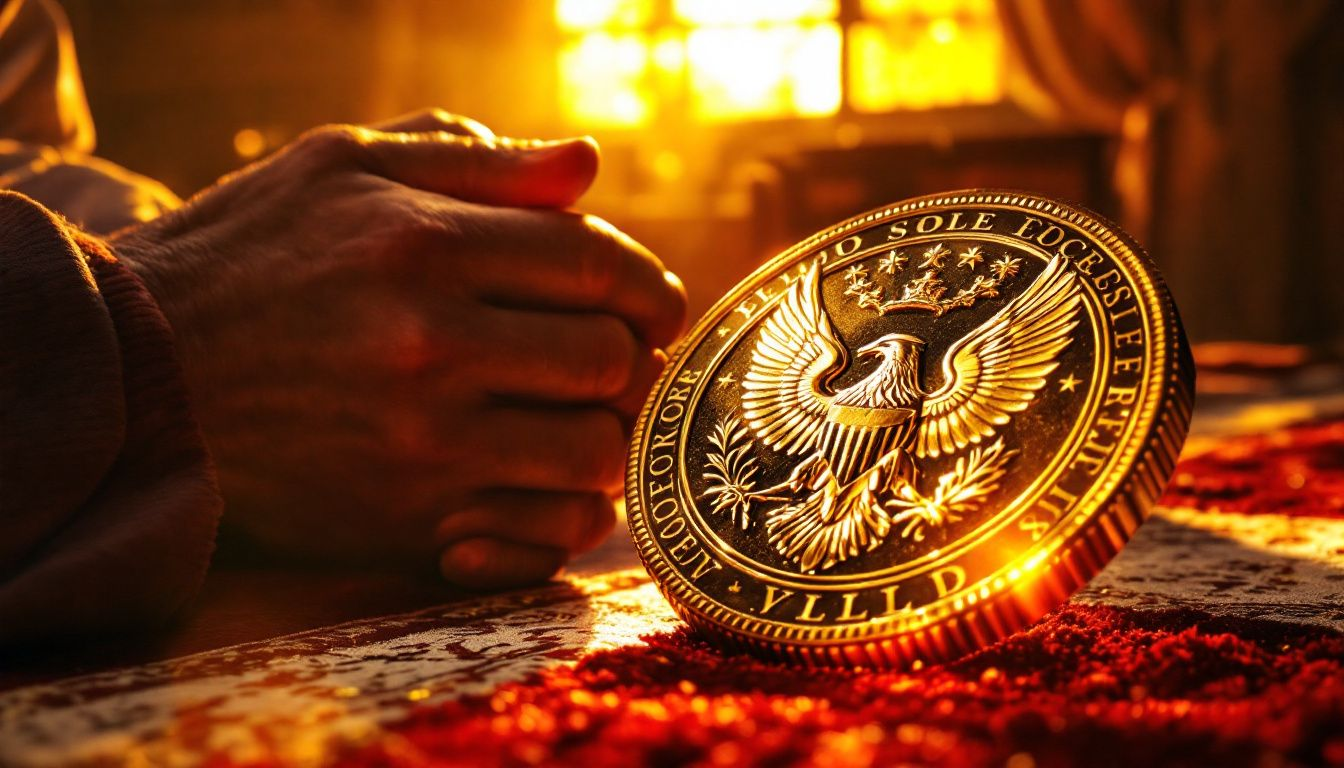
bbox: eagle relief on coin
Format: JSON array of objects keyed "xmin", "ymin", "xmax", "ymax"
[{"xmin": 626, "ymin": 191, "xmax": 1193, "ymax": 667}]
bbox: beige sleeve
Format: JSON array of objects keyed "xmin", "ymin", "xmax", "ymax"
[
  {"xmin": 0, "ymin": 0, "xmax": 180, "ymax": 233},
  {"xmin": 0, "ymin": 0, "xmax": 94, "ymax": 152}
]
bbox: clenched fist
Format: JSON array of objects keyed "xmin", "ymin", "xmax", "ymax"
[{"xmin": 111, "ymin": 110, "xmax": 687, "ymax": 589}]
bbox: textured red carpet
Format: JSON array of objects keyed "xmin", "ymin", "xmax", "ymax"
[
  {"xmin": 283, "ymin": 419, "xmax": 1344, "ymax": 767},
  {"xmin": 1164, "ymin": 420, "xmax": 1344, "ymax": 519},
  {"xmin": 348, "ymin": 608, "xmax": 1344, "ymax": 768}
]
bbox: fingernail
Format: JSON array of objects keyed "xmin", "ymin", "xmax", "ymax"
[
  {"xmin": 525, "ymin": 135, "xmax": 597, "ymax": 157},
  {"xmin": 510, "ymin": 136, "xmax": 574, "ymax": 148},
  {"xmin": 663, "ymin": 269, "xmax": 686, "ymax": 297},
  {"xmin": 537, "ymin": 135, "xmax": 595, "ymax": 148}
]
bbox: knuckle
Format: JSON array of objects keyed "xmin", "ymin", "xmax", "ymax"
[
  {"xmin": 579, "ymin": 494, "xmax": 617, "ymax": 547},
  {"xmin": 573, "ymin": 215, "xmax": 625, "ymax": 301},
  {"xmin": 580, "ymin": 316, "xmax": 637, "ymax": 398},
  {"xmin": 425, "ymin": 108, "xmax": 478, "ymax": 134},
  {"xmin": 297, "ymin": 124, "xmax": 365, "ymax": 166},
  {"xmin": 441, "ymin": 538, "xmax": 494, "ymax": 581},
  {"xmin": 400, "ymin": 107, "xmax": 474, "ymax": 134},
  {"xmin": 569, "ymin": 412, "xmax": 626, "ymax": 488},
  {"xmin": 425, "ymin": 107, "xmax": 458, "ymax": 124},
  {"xmin": 552, "ymin": 496, "xmax": 599, "ymax": 551},
  {"xmin": 667, "ymin": 273, "xmax": 690, "ymax": 327},
  {"xmin": 376, "ymin": 196, "xmax": 467, "ymax": 271}
]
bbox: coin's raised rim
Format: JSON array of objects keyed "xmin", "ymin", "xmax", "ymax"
[{"xmin": 625, "ymin": 189, "xmax": 1194, "ymax": 668}]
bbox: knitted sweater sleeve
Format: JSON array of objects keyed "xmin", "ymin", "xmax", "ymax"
[{"xmin": 0, "ymin": 190, "xmax": 220, "ymax": 645}]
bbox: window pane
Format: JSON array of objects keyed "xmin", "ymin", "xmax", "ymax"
[
  {"xmin": 848, "ymin": 16, "xmax": 1002, "ymax": 112},
  {"xmin": 558, "ymin": 32, "xmax": 652, "ymax": 127},
  {"xmin": 686, "ymin": 23, "xmax": 841, "ymax": 121},
  {"xmin": 673, "ymin": 0, "xmax": 837, "ymax": 26},
  {"xmin": 861, "ymin": 0, "xmax": 995, "ymax": 18},
  {"xmin": 555, "ymin": 0, "xmax": 652, "ymax": 32}
]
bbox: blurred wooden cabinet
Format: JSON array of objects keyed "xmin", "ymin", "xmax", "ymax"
[{"xmin": 748, "ymin": 134, "xmax": 1117, "ymax": 257}]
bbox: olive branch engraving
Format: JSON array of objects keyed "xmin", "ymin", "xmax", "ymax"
[
  {"xmin": 702, "ymin": 413, "xmax": 759, "ymax": 530},
  {"xmin": 884, "ymin": 438, "xmax": 1015, "ymax": 542}
]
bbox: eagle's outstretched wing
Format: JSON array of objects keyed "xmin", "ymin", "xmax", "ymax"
[
  {"xmin": 916, "ymin": 254, "xmax": 1083, "ymax": 459},
  {"xmin": 741, "ymin": 260, "xmax": 846, "ymax": 456}
]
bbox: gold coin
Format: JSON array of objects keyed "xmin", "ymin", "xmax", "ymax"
[{"xmin": 625, "ymin": 190, "xmax": 1193, "ymax": 667}]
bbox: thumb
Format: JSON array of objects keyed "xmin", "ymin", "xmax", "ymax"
[{"xmin": 360, "ymin": 132, "xmax": 600, "ymax": 208}]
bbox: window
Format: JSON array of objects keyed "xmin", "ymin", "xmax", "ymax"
[{"xmin": 556, "ymin": 0, "xmax": 1004, "ymax": 128}]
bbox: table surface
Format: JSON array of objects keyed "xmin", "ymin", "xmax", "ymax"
[{"xmin": 2, "ymin": 385, "xmax": 1343, "ymax": 767}]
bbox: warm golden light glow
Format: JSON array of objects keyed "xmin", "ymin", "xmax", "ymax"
[
  {"xmin": 559, "ymin": 32, "xmax": 652, "ymax": 127},
  {"xmin": 686, "ymin": 24, "xmax": 840, "ymax": 121},
  {"xmin": 555, "ymin": 0, "xmax": 651, "ymax": 31},
  {"xmin": 928, "ymin": 17, "xmax": 960, "ymax": 45},
  {"xmin": 848, "ymin": 11, "xmax": 1002, "ymax": 112},
  {"xmin": 650, "ymin": 150, "xmax": 685, "ymax": 181},
  {"xmin": 672, "ymin": 0, "xmax": 836, "ymax": 26},
  {"xmin": 555, "ymin": 0, "xmax": 1002, "ymax": 127},
  {"xmin": 860, "ymin": 0, "xmax": 994, "ymax": 16},
  {"xmin": 650, "ymin": 32, "xmax": 684, "ymax": 75},
  {"xmin": 232, "ymin": 128, "xmax": 266, "ymax": 159}
]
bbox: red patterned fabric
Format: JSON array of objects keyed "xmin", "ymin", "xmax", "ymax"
[
  {"xmin": 310, "ymin": 418, "xmax": 1344, "ymax": 768},
  {"xmin": 1164, "ymin": 420, "xmax": 1344, "ymax": 520},
  {"xmin": 347, "ymin": 609, "xmax": 1344, "ymax": 768},
  {"xmin": 176, "ymin": 419, "xmax": 1333, "ymax": 768}
]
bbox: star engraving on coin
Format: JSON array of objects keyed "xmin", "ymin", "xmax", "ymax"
[
  {"xmin": 957, "ymin": 245, "xmax": 985, "ymax": 269},
  {"xmin": 918, "ymin": 243, "xmax": 951, "ymax": 269},
  {"xmin": 877, "ymin": 250, "xmax": 907, "ymax": 274}
]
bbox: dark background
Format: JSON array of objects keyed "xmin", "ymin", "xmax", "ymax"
[{"xmin": 59, "ymin": 0, "xmax": 1344, "ymax": 351}]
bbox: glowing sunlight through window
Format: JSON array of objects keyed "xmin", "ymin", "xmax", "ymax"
[{"xmin": 555, "ymin": 0, "xmax": 1003, "ymax": 128}]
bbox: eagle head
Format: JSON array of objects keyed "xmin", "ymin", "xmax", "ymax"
[
  {"xmin": 857, "ymin": 333, "xmax": 924, "ymax": 362},
  {"xmin": 844, "ymin": 333, "xmax": 926, "ymax": 408}
]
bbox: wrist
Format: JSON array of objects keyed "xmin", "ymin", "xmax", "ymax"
[
  {"xmin": 107, "ymin": 219, "xmax": 168, "ymax": 303},
  {"xmin": 107, "ymin": 214, "xmax": 208, "ymax": 360}
]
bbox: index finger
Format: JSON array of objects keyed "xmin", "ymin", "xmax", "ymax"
[{"xmin": 458, "ymin": 205, "xmax": 688, "ymax": 348}]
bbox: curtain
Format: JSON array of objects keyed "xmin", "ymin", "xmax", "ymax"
[
  {"xmin": 0, "ymin": 0, "xmax": 178, "ymax": 233},
  {"xmin": 0, "ymin": 0, "xmax": 93, "ymax": 152},
  {"xmin": 996, "ymin": 0, "xmax": 1335, "ymax": 344}
]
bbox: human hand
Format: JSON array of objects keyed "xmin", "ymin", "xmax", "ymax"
[{"xmin": 112, "ymin": 110, "xmax": 687, "ymax": 589}]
